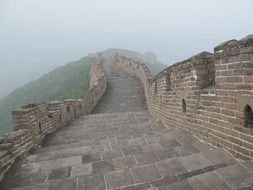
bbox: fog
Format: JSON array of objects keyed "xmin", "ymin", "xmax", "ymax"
[{"xmin": 0, "ymin": 0, "xmax": 253, "ymax": 98}]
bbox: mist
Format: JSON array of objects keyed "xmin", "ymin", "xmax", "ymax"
[{"xmin": 0, "ymin": 0, "xmax": 253, "ymax": 98}]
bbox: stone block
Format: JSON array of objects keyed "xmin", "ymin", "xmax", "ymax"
[
  {"xmin": 156, "ymin": 158, "xmax": 187, "ymax": 177},
  {"xmin": 113, "ymin": 156, "xmax": 137, "ymax": 169},
  {"xmin": 105, "ymin": 169, "xmax": 134, "ymax": 189},
  {"xmin": 78, "ymin": 174, "xmax": 105, "ymax": 190},
  {"xmin": 70, "ymin": 163, "xmax": 92, "ymax": 177},
  {"xmin": 131, "ymin": 164, "xmax": 161, "ymax": 183},
  {"xmin": 188, "ymin": 172, "xmax": 230, "ymax": 190}
]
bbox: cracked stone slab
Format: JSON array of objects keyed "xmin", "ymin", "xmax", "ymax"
[
  {"xmin": 202, "ymin": 148, "xmax": 236, "ymax": 165},
  {"xmin": 36, "ymin": 146, "xmax": 92, "ymax": 161},
  {"xmin": 156, "ymin": 158, "xmax": 187, "ymax": 177},
  {"xmin": 70, "ymin": 163, "xmax": 92, "ymax": 177},
  {"xmin": 152, "ymin": 148, "xmax": 178, "ymax": 160},
  {"xmin": 41, "ymin": 156, "xmax": 82, "ymax": 171},
  {"xmin": 82, "ymin": 152, "xmax": 101, "ymax": 163},
  {"xmin": 77, "ymin": 174, "xmax": 105, "ymax": 190},
  {"xmin": 188, "ymin": 172, "xmax": 230, "ymax": 190},
  {"xmin": 215, "ymin": 164, "xmax": 253, "ymax": 189},
  {"xmin": 102, "ymin": 151, "xmax": 123, "ymax": 162},
  {"xmin": 48, "ymin": 178, "xmax": 77, "ymax": 190},
  {"xmin": 122, "ymin": 145, "xmax": 142, "ymax": 156},
  {"xmin": 11, "ymin": 183, "xmax": 50, "ymax": 190},
  {"xmin": 174, "ymin": 144, "xmax": 200, "ymax": 156},
  {"xmin": 131, "ymin": 164, "xmax": 161, "ymax": 184},
  {"xmin": 135, "ymin": 151, "xmax": 158, "ymax": 165},
  {"xmin": 151, "ymin": 176, "xmax": 178, "ymax": 188},
  {"xmin": 158, "ymin": 139, "xmax": 181, "ymax": 149},
  {"xmin": 118, "ymin": 137, "xmax": 146, "ymax": 148},
  {"xmin": 121, "ymin": 183, "xmax": 152, "ymax": 190},
  {"xmin": 92, "ymin": 160, "xmax": 114, "ymax": 174},
  {"xmin": 105, "ymin": 169, "xmax": 134, "ymax": 189},
  {"xmin": 113, "ymin": 156, "xmax": 137, "ymax": 169},
  {"xmin": 241, "ymin": 160, "xmax": 253, "ymax": 174},
  {"xmin": 10, "ymin": 163, "xmax": 47, "ymax": 188},
  {"xmin": 157, "ymin": 180, "xmax": 193, "ymax": 190},
  {"xmin": 140, "ymin": 143, "xmax": 162, "ymax": 152},
  {"xmin": 180, "ymin": 153, "xmax": 213, "ymax": 171},
  {"xmin": 48, "ymin": 167, "xmax": 71, "ymax": 180}
]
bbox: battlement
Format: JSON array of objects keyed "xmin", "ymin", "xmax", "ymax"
[
  {"xmin": 116, "ymin": 34, "xmax": 253, "ymax": 160},
  {"xmin": 215, "ymin": 34, "xmax": 253, "ymax": 56},
  {"xmin": 0, "ymin": 55, "xmax": 107, "ymax": 181}
]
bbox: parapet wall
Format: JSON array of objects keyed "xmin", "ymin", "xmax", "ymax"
[
  {"xmin": 0, "ymin": 54, "xmax": 107, "ymax": 180},
  {"xmin": 116, "ymin": 34, "xmax": 253, "ymax": 160}
]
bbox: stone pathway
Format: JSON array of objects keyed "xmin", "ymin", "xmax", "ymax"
[{"xmin": 0, "ymin": 57, "xmax": 253, "ymax": 190}]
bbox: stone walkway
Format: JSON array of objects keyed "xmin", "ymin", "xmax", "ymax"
[{"xmin": 1, "ymin": 58, "xmax": 253, "ymax": 190}]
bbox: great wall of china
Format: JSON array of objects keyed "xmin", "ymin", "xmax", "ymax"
[
  {"xmin": 116, "ymin": 34, "xmax": 253, "ymax": 160},
  {"xmin": 0, "ymin": 34, "xmax": 252, "ymax": 189}
]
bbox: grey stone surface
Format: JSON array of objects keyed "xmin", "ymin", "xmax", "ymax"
[
  {"xmin": 174, "ymin": 144, "xmax": 200, "ymax": 156},
  {"xmin": 180, "ymin": 153, "xmax": 213, "ymax": 171},
  {"xmin": 92, "ymin": 160, "xmax": 114, "ymax": 174},
  {"xmin": 105, "ymin": 169, "xmax": 134, "ymax": 189},
  {"xmin": 78, "ymin": 174, "xmax": 105, "ymax": 190},
  {"xmin": 215, "ymin": 164, "xmax": 253, "ymax": 189},
  {"xmin": 135, "ymin": 151, "xmax": 158, "ymax": 165},
  {"xmin": 70, "ymin": 163, "xmax": 92, "ymax": 177},
  {"xmin": 41, "ymin": 156, "xmax": 82, "ymax": 171},
  {"xmin": 12, "ymin": 183, "xmax": 50, "ymax": 190},
  {"xmin": 156, "ymin": 158, "xmax": 187, "ymax": 177},
  {"xmin": 82, "ymin": 152, "xmax": 101, "ymax": 163},
  {"xmin": 1, "ymin": 58, "xmax": 252, "ymax": 190},
  {"xmin": 48, "ymin": 167, "xmax": 70, "ymax": 180},
  {"xmin": 36, "ymin": 146, "xmax": 91, "ymax": 161},
  {"xmin": 140, "ymin": 143, "xmax": 162, "ymax": 152},
  {"xmin": 48, "ymin": 178, "xmax": 76, "ymax": 190},
  {"xmin": 102, "ymin": 151, "xmax": 123, "ymax": 162},
  {"xmin": 158, "ymin": 180, "xmax": 193, "ymax": 190},
  {"xmin": 113, "ymin": 156, "xmax": 137, "ymax": 169},
  {"xmin": 188, "ymin": 172, "xmax": 230, "ymax": 190},
  {"xmin": 202, "ymin": 148, "xmax": 236, "ymax": 165},
  {"xmin": 131, "ymin": 164, "xmax": 161, "ymax": 183},
  {"xmin": 153, "ymin": 148, "xmax": 178, "ymax": 160},
  {"xmin": 122, "ymin": 145, "xmax": 142, "ymax": 156},
  {"xmin": 241, "ymin": 160, "xmax": 253, "ymax": 174},
  {"xmin": 121, "ymin": 183, "xmax": 152, "ymax": 190},
  {"xmin": 158, "ymin": 139, "xmax": 180, "ymax": 149},
  {"xmin": 92, "ymin": 65, "xmax": 146, "ymax": 113}
]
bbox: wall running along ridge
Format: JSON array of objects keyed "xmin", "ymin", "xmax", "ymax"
[
  {"xmin": 0, "ymin": 54, "xmax": 107, "ymax": 181},
  {"xmin": 116, "ymin": 34, "xmax": 253, "ymax": 160}
]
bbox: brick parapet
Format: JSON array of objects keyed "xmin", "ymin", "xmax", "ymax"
[
  {"xmin": 0, "ymin": 54, "xmax": 107, "ymax": 181},
  {"xmin": 116, "ymin": 34, "xmax": 253, "ymax": 160}
]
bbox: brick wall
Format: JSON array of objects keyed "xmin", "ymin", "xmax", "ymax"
[
  {"xmin": 0, "ymin": 54, "xmax": 107, "ymax": 181},
  {"xmin": 116, "ymin": 34, "xmax": 253, "ymax": 160}
]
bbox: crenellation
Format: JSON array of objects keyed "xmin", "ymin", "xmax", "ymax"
[
  {"xmin": 0, "ymin": 54, "xmax": 107, "ymax": 181},
  {"xmin": 116, "ymin": 34, "xmax": 253, "ymax": 160}
]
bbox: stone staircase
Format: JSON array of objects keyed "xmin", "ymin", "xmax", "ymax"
[{"xmin": 0, "ymin": 58, "xmax": 253, "ymax": 190}]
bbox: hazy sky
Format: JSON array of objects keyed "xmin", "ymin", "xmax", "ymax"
[{"xmin": 0, "ymin": 0, "xmax": 253, "ymax": 98}]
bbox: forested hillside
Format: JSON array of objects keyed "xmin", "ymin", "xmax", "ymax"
[{"xmin": 0, "ymin": 56, "xmax": 91, "ymax": 135}]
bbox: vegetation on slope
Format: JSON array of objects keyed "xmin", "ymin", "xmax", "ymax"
[{"xmin": 0, "ymin": 56, "xmax": 91, "ymax": 135}]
